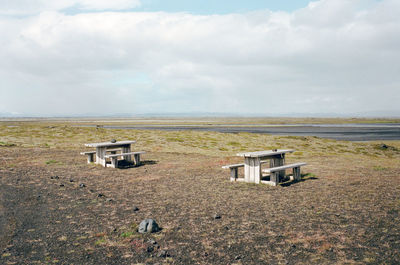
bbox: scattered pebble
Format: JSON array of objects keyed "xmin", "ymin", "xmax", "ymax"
[
  {"xmin": 148, "ymin": 239, "xmax": 157, "ymax": 245},
  {"xmin": 69, "ymin": 179, "xmax": 74, "ymax": 182},
  {"xmin": 51, "ymin": 176, "xmax": 59, "ymax": 179},
  {"xmin": 234, "ymin": 255, "xmax": 241, "ymax": 260},
  {"xmin": 214, "ymin": 214, "xmax": 221, "ymax": 219},
  {"xmin": 98, "ymin": 193, "xmax": 105, "ymax": 198},
  {"xmin": 147, "ymin": 246, "xmax": 154, "ymax": 253},
  {"xmin": 157, "ymin": 250, "xmax": 169, "ymax": 258},
  {"xmin": 79, "ymin": 183, "xmax": 86, "ymax": 188},
  {"xmin": 133, "ymin": 206, "xmax": 139, "ymax": 212},
  {"xmin": 106, "ymin": 198, "xmax": 113, "ymax": 202},
  {"xmin": 59, "ymin": 184, "xmax": 64, "ymax": 187}
]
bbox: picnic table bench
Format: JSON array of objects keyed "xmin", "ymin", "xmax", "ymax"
[
  {"xmin": 222, "ymin": 149, "xmax": 306, "ymax": 186},
  {"xmin": 82, "ymin": 140, "xmax": 145, "ymax": 168},
  {"xmin": 105, "ymin": 151, "xmax": 145, "ymax": 168}
]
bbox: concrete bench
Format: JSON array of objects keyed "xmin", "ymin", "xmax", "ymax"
[
  {"xmin": 80, "ymin": 151, "xmax": 96, "ymax": 163},
  {"xmin": 222, "ymin": 161, "xmax": 269, "ymax": 182},
  {"xmin": 104, "ymin": 151, "xmax": 145, "ymax": 168},
  {"xmin": 262, "ymin": 162, "xmax": 307, "ymax": 186},
  {"xmin": 80, "ymin": 149, "xmax": 122, "ymax": 163},
  {"xmin": 222, "ymin": 163, "xmax": 244, "ymax": 181}
]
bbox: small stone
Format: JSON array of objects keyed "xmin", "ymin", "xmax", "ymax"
[
  {"xmin": 111, "ymin": 139, "xmax": 117, "ymax": 143},
  {"xmin": 106, "ymin": 198, "xmax": 113, "ymax": 202},
  {"xmin": 148, "ymin": 239, "xmax": 157, "ymax": 245},
  {"xmin": 133, "ymin": 206, "xmax": 139, "ymax": 212},
  {"xmin": 138, "ymin": 219, "xmax": 160, "ymax": 233},
  {"xmin": 98, "ymin": 193, "xmax": 105, "ymax": 198},
  {"xmin": 69, "ymin": 179, "xmax": 74, "ymax": 182},
  {"xmin": 214, "ymin": 214, "xmax": 221, "ymax": 219},
  {"xmin": 380, "ymin": 144, "xmax": 388, "ymax": 149},
  {"xmin": 79, "ymin": 183, "xmax": 86, "ymax": 188},
  {"xmin": 59, "ymin": 184, "xmax": 64, "ymax": 187},
  {"xmin": 147, "ymin": 246, "xmax": 154, "ymax": 253},
  {"xmin": 234, "ymin": 255, "xmax": 241, "ymax": 260},
  {"xmin": 51, "ymin": 176, "xmax": 59, "ymax": 179},
  {"xmin": 157, "ymin": 250, "xmax": 169, "ymax": 258}
]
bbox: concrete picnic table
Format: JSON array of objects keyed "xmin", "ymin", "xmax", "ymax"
[
  {"xmin": 236, "ymin": 149, "xmax": 295, "ymax": 184},
  {"xmin": 85, "ymin": 140, "xmax": 136, "ymax": 167}
]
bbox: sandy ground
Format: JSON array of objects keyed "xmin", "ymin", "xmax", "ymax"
[{"xmin": 1, "ymin": 146, "xmax": 399, "ymax": 264}]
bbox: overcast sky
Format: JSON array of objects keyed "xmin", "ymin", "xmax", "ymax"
[{"xmin": 0, "ymin": 0, "xmax": 399, "ymax": 117}]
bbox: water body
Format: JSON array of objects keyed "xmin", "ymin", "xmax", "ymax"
[{"xmin": 88, "ymin": 123, "xmax": 400, "ymax": 141}]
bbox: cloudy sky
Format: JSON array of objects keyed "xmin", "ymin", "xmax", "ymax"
[{"xmin": 1, "ymin": 0, "xmax": 399, "ymax": 117}]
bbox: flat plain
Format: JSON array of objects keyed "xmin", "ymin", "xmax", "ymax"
[{"xmin": 1, "ymin": 118, "xmax": 400, "ymax": 264}]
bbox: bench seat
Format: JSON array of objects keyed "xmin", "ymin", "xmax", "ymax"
[
  {"xmin": 80, "ymin": 149, "xmax": 123, "ymax": 163},
  {"xmin": 222, "ymin": 161, "xmax": 270, "ymax": 181},
  {"xmin": 262, "ymin": 162, "xmax": 307, "ymax": 186},
  {"xmin": 80, "ymin": 151, "xmax": 96, "ymax": 163},
  {"xmin": 104, "ymin": 151, "xmax": 145, "ymax": 168},
  {"xmin": 222, "ymin": 163, "xmax": 244, "ymax": 181}
]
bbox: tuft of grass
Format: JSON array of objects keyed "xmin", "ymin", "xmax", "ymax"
[
  {"xmin": 45, "ymin": 160, "xmax": 60, "ymax": 165},
  {"xmin": 95, "ymin": 238, "xmax": 107, "ymax": 246},
  {"xmin": 120, "ymin": 231, "xmax": 134, "ymax": 238},
  {"xmin": 0, "ymin": 141, "xmax": 16, "ymax": 147},
  {"xmin": 373, "ymin": 166, "xmax": 387, "ymax": 171}
]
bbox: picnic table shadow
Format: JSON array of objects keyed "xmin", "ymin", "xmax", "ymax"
[
  {"xmin": 114, "ymin": 159, "xmax": 158, "ymax": 169},
  {"xmin": 261, "ymin": 172, "xmax": 318, "ymax": 187}
]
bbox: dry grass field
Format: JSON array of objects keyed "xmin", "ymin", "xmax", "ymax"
[{"xmin": 1, "ymin": 118, "xmax": 400, "ymax": 264}]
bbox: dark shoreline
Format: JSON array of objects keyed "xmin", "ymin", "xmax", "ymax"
[{"xmin": 83, "ymin": 123, "xmax": 400, "ymax": 141}]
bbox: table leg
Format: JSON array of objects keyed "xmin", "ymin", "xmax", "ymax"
[
  {"xmin": 244, "ymin": 157, "xmax": 261, "ymax": 184},
  {"xmin": 122, "ymin": 145, "xmax": 132, "ymax": 162},
  {"xmin": 96, "ymin": 147, "xmax": 107, "ymax": 167},
  {"xmin": 270, "ymin": 154, "xmax": 285, "ymax": 179}
]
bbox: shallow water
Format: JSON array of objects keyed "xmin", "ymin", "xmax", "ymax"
[{"xmin": 81, "ymin": 123, "xmax": 400, "ymax": 141}]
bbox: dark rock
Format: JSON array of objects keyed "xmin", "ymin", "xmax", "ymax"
[
  {"xmin": 138, "ymin": 219, "xmax": 160, "ymax": 233},
  {"xmin": 69, "ymin": 179, "xmax": 74, "ymax": 182},
  {"xmin": 79, "ymin": 183, "xmax": 86, "ymax": 188},
  {"xmin": 133, "ymin": 206, "xmax": 139, "ymax": 212},
  {"xmin": 380, "ymin": 144, "xmax": 388, "ymax": 149},
  {"xmin": 59, "ymin": 184, "xmax": 64, "ymax": 187},
  {"xmin": 51, "ymin": 176, "xmax": 59, "ymax": 179},
  {"xmin": 106, "ymin": 198, "xmax": 113, "ymax": 202},
  {"xmin": 234, "ymin": 255, "xmax": 241, "ymax": 260},
  {"xmin": 111, "ymin": 139, "xmax": 117, "ymax": 143},
  {"xmin": 214, "ymin": 213, "xmax": 221, "ymax": 219},
  {"xmin": 147, "ymin": 246, "xmax": 154, "ymax": 252},
  {"xmin": 98, "ymin": 193, "xmax": 105, "ymax": 198}
]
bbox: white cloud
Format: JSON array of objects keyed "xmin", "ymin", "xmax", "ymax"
[{"xmin": 0, "ymin": 0, "xmax": 399, "ymax": 116}]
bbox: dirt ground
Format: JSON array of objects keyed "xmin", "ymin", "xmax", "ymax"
[{"xmin": 1, "ymin": 144, "xmax": 400, "ymax": 264}]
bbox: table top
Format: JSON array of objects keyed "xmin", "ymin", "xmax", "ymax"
[
  {"xmin": 237, "ymin": 149, "xmax": 295, "ymax": 158},
  {"xmin": 85, "ymin": 140, "xmax": 136, "ymax": 148}
]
